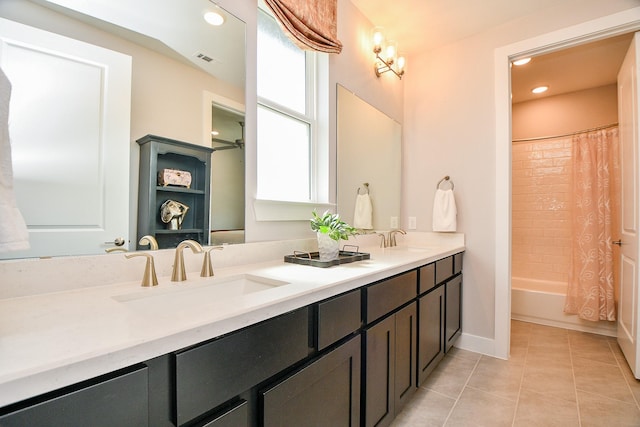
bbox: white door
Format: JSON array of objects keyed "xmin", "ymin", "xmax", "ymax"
[
  {"xmin": 617, "ymin": 32, "xmax": 640, "ymax": 379},
  {"xmin": 0, "ymin": 18, "xmax": 131, "ymax": 258}
]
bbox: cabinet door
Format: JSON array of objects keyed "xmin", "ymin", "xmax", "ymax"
[
  {"xmin": 394, "ymin": 302, "xmax": 417, "ymax": 413},
  {"xmin": 418, "ymin": 286, "xmax": 445, "ymax": 384},
  {"xmin": 0, "ymin": 366, "xmax": 148, "ymax": 427},
  {"xmin": 445, "ymin": 275, "xmax": 462, "ymax": 352},
  {"xmin": 262, "ymin": 335, "xmax": 361, "ymax": 427},
  {"xmin": 365, "ymin": 315, "xmax": 395, "ymax": 427}
]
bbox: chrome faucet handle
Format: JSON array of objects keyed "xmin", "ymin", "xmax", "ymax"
[
  {"xmin": 201, "ymin": 246, "xmax": 224, "ymax": 277},
  {"xmin": 377, "ymin": 232, "xmax": 388, "ymax": 248},
  {"xmin": 125, "ymin": 253, "xmax": 158, "ymax": 287},
  {"xmin": 172, "ymin": 240, "xmax": 203, "ymax": 282},
  {"xmin": 138, "ymin": 235, "xmax": 159, "ymax": 250},
  {"xmin": 389, "ymin": 229, "xmax": 407, "ymax": 247}
]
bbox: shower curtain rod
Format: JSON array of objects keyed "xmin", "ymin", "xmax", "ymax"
[{"xmin": 512, "ymin": 123, "xmax": 618, "ymax": 143}]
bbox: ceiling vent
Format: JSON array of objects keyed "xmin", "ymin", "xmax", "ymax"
[{"xmin": 194, "ymin": 52, "xmax": 218, "ymax": 63}]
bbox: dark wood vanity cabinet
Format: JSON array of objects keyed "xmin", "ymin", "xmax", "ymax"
[
  {"xmin": 364, "ymin": 271, "xmax": 418, "ymax": 427},
  {"xmin": 0, "ymin": 366, "xmax": 149, "ymax": 427},
  {"xmin": 0, "ymin": 252, "xmax": 464, "ymax": 427},
  {"xmin": 137, "ymin": 135, "xmax": 213, "ymax": 249}
]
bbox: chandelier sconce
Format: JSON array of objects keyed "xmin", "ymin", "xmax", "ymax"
[{"xmin": 372, "ymin": 27, "xmax": 406, "ymax": 80}]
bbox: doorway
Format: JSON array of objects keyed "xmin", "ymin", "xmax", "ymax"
[
  {"xmin": 509, "ymin": 34, "xmax": 631, "ymax": 337},
  {"xmin": 493, "ymin": 10, "xmax": 640, "ymax": 360}
]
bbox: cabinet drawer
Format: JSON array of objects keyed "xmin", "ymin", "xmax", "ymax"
[
  {"xmin": 435, "ymin": 256, "xmax": 453, "ymax": 285},
  {"xmin": 454, "ymin": 252, "xmax": 463, "ymax": 275},
  {"xmin": 0, "ymin": 366, "xmax": 149, "ymax": 427},
  {"xmin": 175, "ymin": 308, "xmax": 310, "ymax": 426},
  {"xmin": 317, "ymin": 289, "xmax": 362, "ymax": 351},
  {"xmin": 366, "ymin": 270, "xmax": 417, "ymax": 324},
  {"xmin": 419, "ymin": 263, "xmax": 435, "ymax": 294}
]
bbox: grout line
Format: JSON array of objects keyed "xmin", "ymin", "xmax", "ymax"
[
  {"xmin": 567, "ymin": 327, "xmax": 583, "ymax": 427},
  {"xmin": 440, "ymin": 353, "xmax": 482, "ymax": 426},
  {"xmin": 608, "ymin": 340, "xmax": 640, "ymax": 411},
  {"xmin": 511, "ymin": 328, "xmax": 530, "ymax": 427}
]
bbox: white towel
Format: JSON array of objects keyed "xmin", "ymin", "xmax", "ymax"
[
  {"xmin": 432, "ymin": 189, "xmax": 457, "ymax": 232},
  {"xmin": 353, "ymin": 193, "xmax": 373, "ymax": 229},
  {"xmin": 0, "ymin": 68, "xmax": 29, "ymax": 252}
]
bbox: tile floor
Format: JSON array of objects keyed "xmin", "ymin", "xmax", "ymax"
[{"xmin": 391, "ymin": 320, "xmax": 640, "ymax": 426}]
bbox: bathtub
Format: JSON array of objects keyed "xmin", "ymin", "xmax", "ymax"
[{"xmin": 511, "ymin": 277, "xmax": 616, "ymax": 336}]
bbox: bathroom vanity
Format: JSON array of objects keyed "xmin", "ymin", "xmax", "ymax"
[{"xmin": 0, "ymin": 235, "xmax": 463, "ymax": 426}]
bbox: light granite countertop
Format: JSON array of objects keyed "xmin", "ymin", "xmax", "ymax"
[{"xmin": 0, "ymin": 232, "xmax": 464, "ymax": 407}]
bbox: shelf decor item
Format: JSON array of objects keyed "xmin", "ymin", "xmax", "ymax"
[
  {"xmin": 160, "ymin": 200, "xmax": 190, "ymax": 230},
  {"xmin": 158, "ymin": 168, "xmax": 192, "ymax": 188},
  {"xmin": 310, "ymin": 210, "xmax": 357, "ymax": 261}
]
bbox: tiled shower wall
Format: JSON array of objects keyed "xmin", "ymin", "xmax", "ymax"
[{"xmin": 511, "ymin": 138, "xmax": 572, "ymax": 283}]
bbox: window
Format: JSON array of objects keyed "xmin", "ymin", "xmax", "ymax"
[{"xmin": 257, "ymin": 6, "xmax": 326, "ymax": 203}]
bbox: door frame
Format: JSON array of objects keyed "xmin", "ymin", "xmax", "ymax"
[{"xmin": 493, "ymin": 8, "xmax": 640, "ymax": 360}]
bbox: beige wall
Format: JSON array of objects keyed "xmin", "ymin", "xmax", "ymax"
[
  {"xmin": 512, "ymin": 84, "xmax": 618, "ymax": 140},
  {"xmin": 402, "ymin": 0, "xmax": 638, "ymax": 345}
]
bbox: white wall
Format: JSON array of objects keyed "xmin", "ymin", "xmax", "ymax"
[{"xmin": 403, "ymin": 0, "xmax": 640, "ymax": 354}]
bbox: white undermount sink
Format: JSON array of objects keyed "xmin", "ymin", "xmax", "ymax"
[{"xmin": 112, "ymin": 274, "xmax": 289, "ymax": 309}]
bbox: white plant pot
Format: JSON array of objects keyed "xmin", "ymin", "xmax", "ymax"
[{"xmin": 317, "ymin": 232, "xmax": 339, "ymax": 261}]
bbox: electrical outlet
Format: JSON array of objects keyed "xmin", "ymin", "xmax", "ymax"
[
  {"xmin": 408, "ymin": 217, "xmax": 417, "ymax": 230},
  {"xmin": 390, "ymin": 216, "xmax": 398, "ymax": 229}
]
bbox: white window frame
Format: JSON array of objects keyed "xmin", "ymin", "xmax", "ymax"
[{"xmin": 254, "ymin": 4, "xmax": 331, "ymax": 220}]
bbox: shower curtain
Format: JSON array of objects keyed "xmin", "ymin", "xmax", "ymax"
[{"xmin": 564, "ymin": 127, "xmax": 619, "ymax": 321}]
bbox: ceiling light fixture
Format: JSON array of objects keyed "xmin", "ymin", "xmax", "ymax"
[
  {"xmin": 372, "ymin": 27, "xmax": 406, "ymax": 80},
  {"xmin": 204, "ymin": 11, "xmax": 225, "ymax": 26},
  {"xmin": 531, "ymin": 85, "xmax": 548, "ymax": 94},
  {"xmin": 512, "ymin": 57, "xmax": 531, "ymax": 66}
]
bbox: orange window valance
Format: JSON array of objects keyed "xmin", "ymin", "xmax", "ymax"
[{"xmin": 264, "ymin": 0, "xmax": 342, "ymax": 54}]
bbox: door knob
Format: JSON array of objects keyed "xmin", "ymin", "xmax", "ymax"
[
  {"xmin": 105, "ymin": 237, "xmax": 126, "ymax": 246},
  {"xmin": 613, "ymin": 240, "xmax": 623, "ymax": 246}
]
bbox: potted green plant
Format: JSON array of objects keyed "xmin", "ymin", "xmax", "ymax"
[{"xmin": 310, "ymin": 210, "xmax": 357, "ymax": 261}]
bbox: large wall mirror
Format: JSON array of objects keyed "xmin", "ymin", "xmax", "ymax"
[
  {"xmin": 337, "ymin": 85, "xmax": 401, "ymax": 231},
  {"xmin": 0, "ymin": 0, "xmax": 246, "ymax": 259}
]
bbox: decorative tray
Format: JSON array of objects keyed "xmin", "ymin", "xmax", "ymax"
[{"xmin": 284, "ymin": 245, "xmax": 370, "ymax": 268}]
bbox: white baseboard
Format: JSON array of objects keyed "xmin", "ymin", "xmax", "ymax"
[{"xmin": 454, "ymin": 332, "xmax": 501, "ymax": 359}]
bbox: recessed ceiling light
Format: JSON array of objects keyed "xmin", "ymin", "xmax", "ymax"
[
  {"xmin": 204, "ymin": 11, "xmax": 225, "ymax": 26},
  {"xmin": 532, "ymin": 86, "xmax": 548, "ymax": 94},
  {"xmin": 211, "ymin": 130, "xmax": 220, "ymax": 136},
  {"xmin": 512, "ymin": 57, "xmax": 531, "ymax": 66}
]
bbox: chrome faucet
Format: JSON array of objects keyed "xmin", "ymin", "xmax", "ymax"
[
  {"xmin": 389, "ymin": 229, "xmax": 406, "ymax": 247},
  {"xmin": 172, "ymin": 240, "xmax": 203, "ymax": 282},
  {"xmin": 377, "ymin": 232, "xmax": 388, "ymax": 248}
]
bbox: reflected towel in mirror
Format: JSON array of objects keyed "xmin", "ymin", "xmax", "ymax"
[
  {"xmin": 353, "ymin": 193, "xmax": 373, "ymax": 229},
  {"xmin": 0, "ymin": 68, "xmax": 29, "ymax": 252}
]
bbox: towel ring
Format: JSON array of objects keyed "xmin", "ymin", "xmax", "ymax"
[
  {"xmin": 357, "ymin": 183, "xmax": 370, "ymax": 195},
  {"xmin": 437, "ymin": 176, "xmax": 454, "ymax": 190}
]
